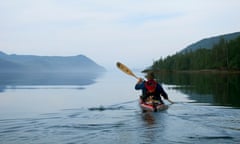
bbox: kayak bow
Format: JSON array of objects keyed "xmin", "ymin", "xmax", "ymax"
[{"xmin": 139, "ymin": 98, "xmax": 168, "ymax": 112}]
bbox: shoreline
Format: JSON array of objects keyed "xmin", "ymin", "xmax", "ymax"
[
  {"xmin": 175, "ymin": 69, "xmax": 240, "ymax": 74},
  {"xmin": 144, "ymin": 69, "xmax": 240, "ymax": 74}
]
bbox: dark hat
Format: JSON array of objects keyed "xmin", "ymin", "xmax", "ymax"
[{"xmin": 145, "ymin": 71, "xmax": 155, "ymax": 80}]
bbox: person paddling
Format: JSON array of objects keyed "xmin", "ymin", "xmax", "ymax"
[{"xmin": 135, "ymin": 72, "xmax": 171, "ymax": 104}]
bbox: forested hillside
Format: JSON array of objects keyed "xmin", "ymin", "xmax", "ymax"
[
  {"xmin": 181, "ymin": 32, "xmax": 240, "ymax": 53},
  {"xmin": 152, "ymin": 36, "xmax": 240, "ymax": 71}
]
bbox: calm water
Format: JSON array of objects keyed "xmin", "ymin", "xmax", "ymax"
[{"xmin": 0, "ymin": 71, "xmax": 240, "ymax": 144}]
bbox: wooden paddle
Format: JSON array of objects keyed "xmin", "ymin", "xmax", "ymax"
[
  {"xmin": 116, "ymin": 62, "xmax": 139, "ymax": 79},
  {"xmin": 116, "ymin": 61, "xmax": 174, "ymax": 104}
]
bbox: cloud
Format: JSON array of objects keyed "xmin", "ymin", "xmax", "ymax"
[{"xmin": 1, "ymin": 0, "xmax": 240, "ymax": 68}]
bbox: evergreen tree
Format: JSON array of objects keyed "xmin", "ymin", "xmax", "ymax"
[{"xmin": 152, "ymin": 36, "xmax": 240, "ymax": 71}]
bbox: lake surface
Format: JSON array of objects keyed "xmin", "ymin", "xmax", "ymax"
[{"xmin": 0, "ymin": 71, "xmax": 240, "ymax": 144}]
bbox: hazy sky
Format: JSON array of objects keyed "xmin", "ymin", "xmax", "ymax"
[{"xmin": 1, "ymin": 0, "xmax": 240, "ymax": 69}]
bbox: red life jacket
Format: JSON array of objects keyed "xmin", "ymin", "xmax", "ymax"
[{"xmin": 145, "ymin": 80, "xmax": 157, "ymax": 94}]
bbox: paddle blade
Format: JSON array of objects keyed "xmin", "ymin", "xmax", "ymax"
[{"xmin": 116, "ymin": 62, "xmax": 138, "ymax": 79}]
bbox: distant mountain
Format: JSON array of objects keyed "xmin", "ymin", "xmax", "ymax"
[
  {"xmin": 0, "ymin": 51, "xmax": 106, "ymax": 73},
  {"xmin": 181, "ymin": 32, "xmax": 240, "ymax": 53}
]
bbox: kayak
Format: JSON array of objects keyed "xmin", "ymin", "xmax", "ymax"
[{"xmin": 139, "ymin": 98, "xmax": 168, "ymax": 112}]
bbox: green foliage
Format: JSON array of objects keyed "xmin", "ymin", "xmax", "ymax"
[{"xmin": 152, "ymin": 36, "xmax": 240, "ymax": 71}]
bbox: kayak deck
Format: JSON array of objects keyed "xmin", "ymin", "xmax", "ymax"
[{"xmin": 139, "ymin": 98, "xmax": 168, "ymax": 112}]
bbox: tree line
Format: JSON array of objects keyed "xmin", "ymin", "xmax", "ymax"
[{"xmin": 152, "ymin": 36, "xmax": 240, "ymax": 71}]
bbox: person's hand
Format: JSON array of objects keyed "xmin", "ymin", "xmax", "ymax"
[{"xmin": 137, "ymin": 78, "xmax": 143, "ymax": 83}]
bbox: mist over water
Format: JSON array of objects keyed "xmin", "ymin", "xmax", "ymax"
[{"xmin": 0, "ymin": 71, "xmax": 239, "ymax": 144}]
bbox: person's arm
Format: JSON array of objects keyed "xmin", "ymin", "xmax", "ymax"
[
  {"xmin": 158, "ymin": 84, "xmax": 174, "ymax": 104},
  {"xmin": 158, "ymin": 84, "xmax": 168, "ymax": 100},
  {"xmin": 135, "ymin": 78, "xmax": 144, "ymax": 90}
]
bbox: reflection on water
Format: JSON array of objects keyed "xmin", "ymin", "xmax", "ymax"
[
  {"xmin": 155, "ymin": 72, "xmax": 240, "ymax": 107},
  {"xmin": 0, "ymin": 72, "xmax": 103, "ymax": 92},
  {"xmin": 142, "ymin": 112, "xmax": 156, "ymax": 125},
  {"xmin": 0, "ymin": 71, "xmax": 240, "ymax": 144}
]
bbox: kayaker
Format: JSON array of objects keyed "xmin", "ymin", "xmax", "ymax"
[{"xmin": 135, "ymin": 72, "xmax": 169, "ymax": 104}]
